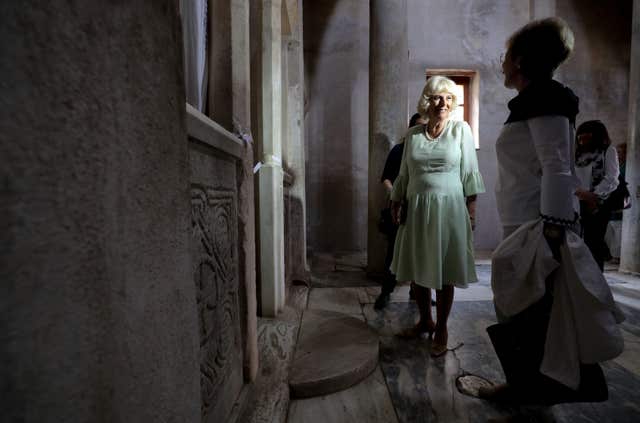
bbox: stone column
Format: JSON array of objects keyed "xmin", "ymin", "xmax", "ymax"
[
  {"xmin": 1, "ymin": 3, "xmax": 200, "ymax": 421},
  {"xmin": 283, "ymin": 0, "xmax": 309, "ymax": 281},
  {"xmin": 258, "ymin": 0, "xmax": 286, "ymax": 316},
  {"xmin": 231, "ymin": 0, "xmax": 259, "ymax": 381},
  {"xmin": 621, "ymin": 0, "xmax": 640, "ymax": 274},
  {"xmin": 368, "ymin": 0, "xmax": 408, "ymax": 275}
]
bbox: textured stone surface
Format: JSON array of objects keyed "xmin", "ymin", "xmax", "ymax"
[
  {"xmin": 254, "ymin": 0, "xmax": 286, "ymax": 317},
  {"xmin": 365, "ymin": 285, "xmax": 640, "ymax": 422},
  {"xmin": 240, "ymin": 305, "xmax": 302, "ymax": 423},
  {"xmin": 288, "ymin": 259, "xmax": 640, "ymax": 422},
  {"xmin": 282, "ymin": 0, "xmax": 309, "ymax": 283},
  {"xmin": 307, "ymin": 287, "xmax": 364, "ymax": 316},
  {"xmin": 189, "ymin": 113, "xmax": 248, "ymax": 423},
  {"xmin": 1, "ymin": 2, "xmax": 200, "ymax": 422},
  {"xmin": 289, "ymin": 308, "xmax": 379, "ymax": 398},
  {"xmin": 369, "ymin": 0, "xmax": 408, "ymax": 274},
  {"xmin": 303, "ymin": 0, "xmax": 370, "ymax": 253},
  {"xmin": 620, "ymin": 0, "xmax": 640, "ymax": 274},
  {"xmin": 288, "ymin": 366, "xmax": 399, "ymax": 423},
  {"xmin": 363, "ymin": 299, "xmax": 640, "ymax": 423}
]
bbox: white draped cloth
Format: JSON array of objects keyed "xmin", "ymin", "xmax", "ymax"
[
  {"xmin": 491, "ymin": 219, "xmax": 625, "ymax": 389},
  {"xmin": 180, "ymin": 0, "xmax": 208, "ymax": 112}
]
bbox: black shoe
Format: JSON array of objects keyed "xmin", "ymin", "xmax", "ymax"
[{"xmin": 374, "ymin": 293, "xmax": 390, "ymax": 310}]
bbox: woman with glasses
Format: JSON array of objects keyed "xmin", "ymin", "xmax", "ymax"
[
  {"xmin": 481, "ymin": 17, "xmax": 623, "ymax": 406},
  {"xmin": 390, "ymin": 75, "xmax": 485, "ymax": 358}
]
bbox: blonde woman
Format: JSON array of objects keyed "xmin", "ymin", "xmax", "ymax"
[{"xmin": 391, "ymin": 75, "xmax": 485, "ymax": 357}]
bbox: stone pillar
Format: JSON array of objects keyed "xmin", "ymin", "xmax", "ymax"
[
  {"xmin": 283, "ymin": 0, "xmax": 309, "ymax": 280},
  {"xmin": 258, "ymin": 0, "xmax": 286, "ymax": 316},
  {"xmin": 1, "ymin": 3, "xmax": 200, "ymax": 421},
  {"xmin": 621, "ymin": 0, "xmax": 640, "ymax": 274},
  {"xmin": 368, "ymin": 0, "xmax": 408, "ymax": 274},
  {"xmin": 231, "ymin": 0, "xmax": 259, "ymax": 381}
]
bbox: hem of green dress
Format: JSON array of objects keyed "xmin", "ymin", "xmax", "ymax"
[{"xmin": 398, "ymin": 278, "xmax": 478, "ymax": 290}]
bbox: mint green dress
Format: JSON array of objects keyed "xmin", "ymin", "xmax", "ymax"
[{"xmin": 390, "ymin": 120, "xmax": 485, "ymax": 289}]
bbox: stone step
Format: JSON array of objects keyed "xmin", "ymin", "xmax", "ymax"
[{"xmin": 289, "ymin": 308, "xmax": 379, "ymax": 399}]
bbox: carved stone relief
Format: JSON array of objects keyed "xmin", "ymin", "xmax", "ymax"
[{"xmin": 191, "ymin": 184, "xmax": 242, "ymax": 421}]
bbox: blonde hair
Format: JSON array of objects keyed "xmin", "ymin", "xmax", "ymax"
[
  {"xmin": 507, "ymin": 17, "xmax": 574, "ymax": 80},
  {"xmin": 417, "ymin": 75, "xmax": 458, "ymax": 117}
]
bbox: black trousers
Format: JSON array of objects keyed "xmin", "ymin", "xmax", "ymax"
[
  {"xmin": 488, "ymin": 289, "xmax": 607, "ymax": 405},
  {"xmin": 580, "ymin": 204, "xmax": 611, "ymax": 271},
  {"xmin": 381, "ymin": 224, "xmax": 398, "ymax": 295}
]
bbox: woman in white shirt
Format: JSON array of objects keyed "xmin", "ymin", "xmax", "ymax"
[
  {"xmin": 481, "ymin": 17, "xmax": 624, "ymax": 408},
  {"xmin": 575, "ymin": 120, "xmax": 619, "ymax": 270},
  {"xmin": 482, "ymin": 17, "xmax": 584, "ymax": 404}
]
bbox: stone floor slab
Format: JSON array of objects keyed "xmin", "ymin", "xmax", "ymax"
[
  {"xmin": 289, "ymin": 308, "xmax": 379, "ymax": 398},
  {"xmin": 307, "ymin": 287, "xmax": 364, "ymax": 315},
  {"xmin": 298, "ymin": 258, "xmax": 640, "ymax": 423},
  {"xmin": 287, "ymin": 366, "xmax": 398, "ymax": 423},
  {"xmin": 365, "ymin": 299, "xmax": 640, "ymax": 423}
]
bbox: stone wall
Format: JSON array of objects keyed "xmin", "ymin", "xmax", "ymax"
[
  {"xmin": 1, "ymin": 2, "xmax": 200, "ymax": 422},
  {"xmin": 304, "ymin": 0, "xmax": 633, "ymax": 252},
  {"xmin": 556, "ymin": 0, "xmax": 632, "ymax": 145},
  {"xmin": 186, "ymin": 106, "xmax": 258, "ymax": 422}
]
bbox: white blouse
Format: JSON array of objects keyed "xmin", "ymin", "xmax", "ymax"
[
  {"xmin": 575, "ymin": 144, "xmax": 619, "ymax": 199},
  {"xmin": 495, "ymin": 115, "xmax": 579, "ymax": 227}
]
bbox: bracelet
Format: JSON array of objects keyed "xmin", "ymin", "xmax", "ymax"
[{"xmin": 540, "ymin": 212, "xmax": 579, "ymax": 227}]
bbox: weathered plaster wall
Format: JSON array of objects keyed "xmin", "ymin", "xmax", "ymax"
[
  {"xmin": 556, "ymin": 0, "xmax": 632, "ymax": 145},
  {"xmin": 303, "ymin": 0, "xmax": 370, "ymax": 253},
  {"xmin": 1, "ymin": 3, "xmax": 200, "ymax": 422}
]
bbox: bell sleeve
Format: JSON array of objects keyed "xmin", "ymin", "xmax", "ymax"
[
  {"xmin": 528, "ymin": 116, "xmax": 578, "ymax": 225},
  {"xmin": 459, "ymin": 121, "xmax": 486, "ymax": 196}
]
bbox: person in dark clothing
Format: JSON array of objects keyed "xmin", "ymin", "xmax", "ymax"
[
  {"xmin": 575, "ymin": 121, "xmax": 620, "ymax": 271},
  {"xmin": 374, "ymin": 113, "xmax": 426, "ymax": 310}
]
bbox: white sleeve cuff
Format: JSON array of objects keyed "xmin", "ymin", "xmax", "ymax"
[{"xmin": 540, "ymin": 173, "xmax": 578, "ymax": 224}]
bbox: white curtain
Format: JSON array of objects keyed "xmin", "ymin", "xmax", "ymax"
[{"xmin": 180, "ymin": 0, "xmax": 208, "ymax": 112}]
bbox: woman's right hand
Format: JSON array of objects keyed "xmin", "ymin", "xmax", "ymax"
[
  {"xmin": 391, "ymin": 201, "xmax": 402, "ymax": 225},
  {"xmin": 543, "ymin": 222, "xmax": 565, "ymax": 260}
]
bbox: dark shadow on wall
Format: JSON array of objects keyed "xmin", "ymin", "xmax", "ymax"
[
  {"xmin": 303, "ymin": 0, "xmax": 341, "ymax": 87},
  {"xmin": 303, "ymin": 0, "xmax": 369, "ymax": 254},
  {"xmin": 557, "ymin": 0, "xmax": 632, "ymax": 142}
]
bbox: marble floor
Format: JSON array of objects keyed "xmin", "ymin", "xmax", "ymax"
[{"xmin": 287, "ymin": 258, "xmax": 640, "ymax": 423}]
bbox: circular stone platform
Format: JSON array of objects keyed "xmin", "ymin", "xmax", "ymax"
[{"xmin": 289, "ymin": 308, "xmax": 379, "ymax": 398}]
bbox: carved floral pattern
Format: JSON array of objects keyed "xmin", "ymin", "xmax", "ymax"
[{"xmin": 191, "ymin": 185, "xmax": 240, "ymax": 419}]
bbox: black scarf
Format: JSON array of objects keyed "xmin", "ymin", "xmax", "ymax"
[{"xmin": 505, "ymin": 79, "xmax": 579, "ymax": 125}]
